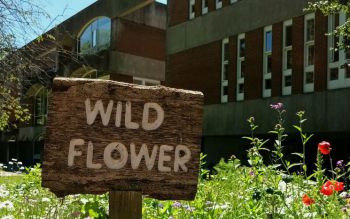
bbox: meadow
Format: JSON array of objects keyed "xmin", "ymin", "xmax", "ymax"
[{"xmin": 1, "ymin": 103, "xmax": 350, "ymax": 219}]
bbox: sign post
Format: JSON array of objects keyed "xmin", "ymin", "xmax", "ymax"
[{"xmin": 42, "ymin": 78, "xmax": 204, "ymax": 217}]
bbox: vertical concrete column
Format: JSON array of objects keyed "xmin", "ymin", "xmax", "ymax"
[
  {"xmin": 314, "ymin": 11, "xmax": 328, "ymax": 92},
  {"xmin": 228, "ymin": 35, "xmax": 238, "ymax": 102},
  {"xmin": 292, "ymin": 15, "xmax": 305, "ymax": 94},
  {"xmin": 245, "ymin": 28, "xmax": 263, "ymax": 100},
  {"xmin": 272, "ymin": 22, "xmax": 283, "ymax": 97}
]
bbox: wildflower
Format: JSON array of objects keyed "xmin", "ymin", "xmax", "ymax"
[
  {"xmin": 0, "ymin": 186, "xmax": 9, "ymax": 198},
  {"xmin": 270, "ymin": 102, "xmax": 284, "ymax": 110},
  {"xmin": 320, "ymin": 180, "xmax": 344, "ymax": 196},
  {"xmin": 318, "ymin": 141, "xmax": 331, "ymax": 155},
  {"xmin": 8, "ymin": 162, "xmax": 13, "ymax": 165},
  {"xmin": 302, "ymin": 194, "xmax": 315, "ymax": 206},
  {"xmin": 169, "ymin": 217, "xmax": 174, "ymax": 219},
  {"xmin": 337, "ymin": 160, "xmax": 345, "ymax": 168},
  {"xmin": 158, "ymin": 203, "xmax": 164, "ymax": 208},
  {"xmin": 42, "ymin": 197, "xmax": 50, "ymax": 202},
  {"xmin": 335, "ymin": 181, "xmax": 345, "ymax": 191},
  {"xmin": 1, "ymin": 216, "xmax": 15, "ymax": 219},
  {"xmin": 172, "ymin": 201, "xmax": 182, "ymax": 208},
  {"xmin": 248, "ymin": 170, "xmax": 255, "ymax": 176},
  {"xmin": 0, "ymin": 201, "xmax": 14, "ymax": 211},
  {"xmin": 32, "ymin": 189, "xmax": 39, "ymax": 195}
]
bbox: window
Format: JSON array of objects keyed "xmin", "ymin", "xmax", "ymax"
[
  {"xmin": 304, "ymin": 13, "xmax": 315, "ymax": 93},
  {"xmin": 328, "ymin": 13, "xmax": 350, "ymax": 89},
  {"xmin": 283, "ymin": 20, "xmax": 293, "ymax": 95},
  {"xmin": 79, "ymin": 17, "xmax": 111, "ymax": 55},
  {"xmin": 263, "ymin": 26, "xmax": 272, "ymax": 98},
  {"xmin": 230, "ymin": 0, "xmax": 237, "ymax": 3},
  {"xmin": 34, "ymin": 87, "xmax": 48, "ymax": 126},
  {"xmin": 133, "ymin": 77, "xmax": 160, "ymax": 86},
  {"xmin": 216, "ymin": 0, "xmax": 222, "ymax": 9},
  {"xmin": 189, "ymin": 0, "xmax": 195, "ymax": 19},
  {"xmin": 202, "ymin": 0, "xmax": 208, "ymax": 14},
  {"xmin": 237, "ymin": 34, "xmax": 245, "ymax": 101},
  {"xmin": 221, "ymin": 38, "xmax": 229, "ymax": 103}
]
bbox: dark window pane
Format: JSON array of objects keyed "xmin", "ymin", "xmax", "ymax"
[
  {"xmin": 307, "ymin": 19, "xmax": 315, "ymax": 41},
  {"xmin": 308, "ymin": 45, "xmax": 314, "ymax": 66},
  {"xmin": 330, "ymin": 68, "xmax": 339, "ymax": 81},
  {"xmin": 241, "ymin": 60, "xmax": 245, "ymax": 78},
  {"xmin": 285, "ymin": 25, "xmax": 292, "ymax": 47},
  {"xmin": 265, "ymin": 31, "xmax": 272, "ymax": 52},
  {"xmin": 267, "ymin": 54, "xmax": 272, "ymax": 73},
  {"xmin": 204, "ymin": 0, "xmax": 208, "ymax": 7},
  {"xmin": 306, "ymin": 72, "xmax": 314, "ymax": 84},
  {"xmin": 287, "ymin": 50, "xmax": 293, "ymax": 69},
  {"xmin": 224, "ymin": 42, "xmax": 229, "ymax": 61},
  {"xmin": 265, "ymin": 79, "xmax": 271, "ymax": 89},
  {"xmin": 223, "ymin": 63, "xmax": 229, "ymax": 80},
  {"xmin": 223, "ymin": 86, "xmax": 228, "ymax": 95},
  {"xmin": 346, "ymin": 68, "xmax": 350, "ymax": 78},
  {"xmin": 239, "ymin": 83, "xmax": 244, "ymax": 93},
  {"xmin": 240, "ymin": 38, "xmax": 245, "ymax": 58},
  {"xmin": 285, "ymin": 75, "xmax": 292, "ymax": 87}
]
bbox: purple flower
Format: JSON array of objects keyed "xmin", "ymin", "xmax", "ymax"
[
  {"xmin": 158, "ymin": 203, "xmax": 164, "ymax": 208},
  {"xmin": 172, "ymin": 201, "xmax": 182, "ymax": 208},
  {"xmin": 270, "ymin": 102, "xmax": 284, "ymax": 110},
  {"xmin": 249, "ymin": 170, "xmax": 255, "ymax": 176},
  {"xmin": 337, "ymin": 160, "xmax": 345, "ymax": 168}
]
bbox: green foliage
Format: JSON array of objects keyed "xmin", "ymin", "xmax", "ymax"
[{"xmin": 1, "ymin": 106, "xmax": 350, "ymax": 218}]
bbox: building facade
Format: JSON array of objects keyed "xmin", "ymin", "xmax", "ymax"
[
  {"xmin": 166, "ymin": 0, "xmax": 350, "ymax": 166},
  {"xmin": 0, "ymin": 0, "xmax": 166, "ymax": 165}
]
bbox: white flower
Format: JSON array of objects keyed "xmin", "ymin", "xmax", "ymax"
[
  {"xmin": 8, "ymin": 162, "xmax": 13, "ymax": 165},
  {"xmin": 11, "ymin": 158, "xmax": 17, "ymax": 162},
  {"xmin": 32, "ymin": 189, "xmax": 39, "ymax": 195},
  {"xmin": 0, "ymin": 189, "xmax": 9, "ymax": 198},
  {"xmin": 42, "ymin": 197, "xmax": 50, "ymax": 202},
  {"xmin": 17, "ymin": 162, "xmax": 22, "ymax": 165},
  {"xmin": 278, "ymin": 181, "xmax": 287, "ymax": 192},
  {"xmin": 0, "ymin": 201, "xmax": 14, "ymax": 211},
  {"xmin": 1, "ymin": 216, "xmax": 15, "ymax": 219}
]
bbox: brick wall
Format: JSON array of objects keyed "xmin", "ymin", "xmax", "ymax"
[
  {"xmin": 228, "ymin": 35, "xmax": 237, "ymax": 102},
  {"xmin": 166, "ymin": 41, "xmax": 221, "ymax": 104},
  {"xmin": 272, "ymin": 22, "xmax": 283, "ymax": 97},
  {"xmin": 314, "ymin": 11, "xmax": 328, "ymax": 92},
  {"xmin": 245, "ymin": 28, "xmax": 263, "ymax": 100},
  {"xmin": 292, "ymin": 15, "xmax": 304, "ymax": 94},
  {"xmin": 115, "ymin": 19, "xmax": 165, "ymax": 61},
  {"xmin": 168, "ymin": 0, "xmax": 188, "ymax": 27}
]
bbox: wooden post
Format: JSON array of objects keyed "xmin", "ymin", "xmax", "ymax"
[{"xmin": 109, "ymin": 191, "xmax": 142, "ymax": 219}]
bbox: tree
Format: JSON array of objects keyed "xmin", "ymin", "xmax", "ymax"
[
  {"xmin": 307, "ymin": 0, "xmax": 350, "ymax": 50},
  {"xmin": 0, "ymin": 0, "xmax": 77, "ymax": 131}
]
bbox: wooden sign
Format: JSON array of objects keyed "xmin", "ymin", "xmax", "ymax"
[{"xmin": 42, "ymin": 78, "xmax": 203, "ymax": 200}]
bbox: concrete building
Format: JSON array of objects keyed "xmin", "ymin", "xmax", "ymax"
[
  {"xmin": 0, "ymin": 0, "xmax": 166, "ymax": 165},
  {"xmin": 166, "ymin": 0, "xmax": 350, "ymax": 166}
]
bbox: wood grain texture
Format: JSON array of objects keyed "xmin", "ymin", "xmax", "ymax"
[
  {"xmin": 42, "ymin": 77, "xmax": 204, "ymax": 200},
  {"xmin": 109, "ymin": 191, "xmax": 142, "ymax": 219}
]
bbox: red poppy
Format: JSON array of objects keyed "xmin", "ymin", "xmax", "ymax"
[
  {"xmin": 302, "ymin": 194, "xmax": 315, "ymax": 206},
  {"xmin": 318, "ymin": 141, "xmax": 331, "ymax": 155},
  {"xmin": 320, "ymin": 180, "xmax": 344, "ymax": 196},
  {"xmin": 320, "ymin": 185, "xmax": 333, "ymax": 196},
  {"xmin": 334, "ymin": 181, "xmax": 344, "ymax": 192}
]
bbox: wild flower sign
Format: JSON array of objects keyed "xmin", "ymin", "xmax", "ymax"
[{"xmin": 42, "ymin": 78, "xmax": 204, "ymax": 200}]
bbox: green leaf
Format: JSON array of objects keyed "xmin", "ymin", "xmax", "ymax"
[
  {"xmin": 293, "ymin": 125, "xmax": 302, "ymax": 132},
  {"xmin": 291, "ymin": 153, "xmax": 304, "ymax": 159},
  {"xmin": 287, "ymin": 163, "xmax": 303, "ymax": 170}
]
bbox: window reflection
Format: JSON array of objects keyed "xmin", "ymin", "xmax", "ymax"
[{"xmin": 79, "ymin": 17, "xmax": 111, "ymax": 55}]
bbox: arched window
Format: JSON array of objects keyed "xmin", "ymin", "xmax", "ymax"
[{"xmin": 79, "ymin": 17, "xmax": 111, "ymax": 55}]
